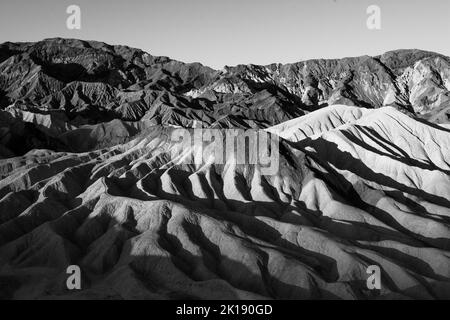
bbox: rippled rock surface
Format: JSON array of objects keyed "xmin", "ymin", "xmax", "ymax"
[{"xmin": 0, "ymin": 39, "xmax": 449, "ymax": 299}]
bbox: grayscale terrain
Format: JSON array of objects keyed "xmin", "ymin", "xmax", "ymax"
[{"xmin": 0, "ymin": 38, "xmax": 449, "ymax": 299}]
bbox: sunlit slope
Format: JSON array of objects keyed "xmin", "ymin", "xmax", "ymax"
[{"xmin": 0, "ymin": 105, "xmax": 449, "ymax": 299}]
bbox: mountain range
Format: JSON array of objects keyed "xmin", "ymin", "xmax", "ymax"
[{"xmin": 0, "ymin": 38, "xmax": 449, "ymax": 299}]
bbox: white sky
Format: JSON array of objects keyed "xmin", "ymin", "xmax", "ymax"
[{"xmin": 1, "ymin": 0, "xmax": 449, "ymax": 69}]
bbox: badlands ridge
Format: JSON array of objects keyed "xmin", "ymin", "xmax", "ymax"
[{"xmin": 0, "ymin": 39, "xmax": 449, "ymax": 299}]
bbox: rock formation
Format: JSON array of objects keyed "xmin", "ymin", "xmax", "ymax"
[{"xmin": 0, "ymin": 39, "xmax": 449, "ymax": 299}]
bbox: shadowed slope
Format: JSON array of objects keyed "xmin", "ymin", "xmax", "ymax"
[{"xmin": 0, "ymin": 106, "xmax": 449, "ymax": 299}]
